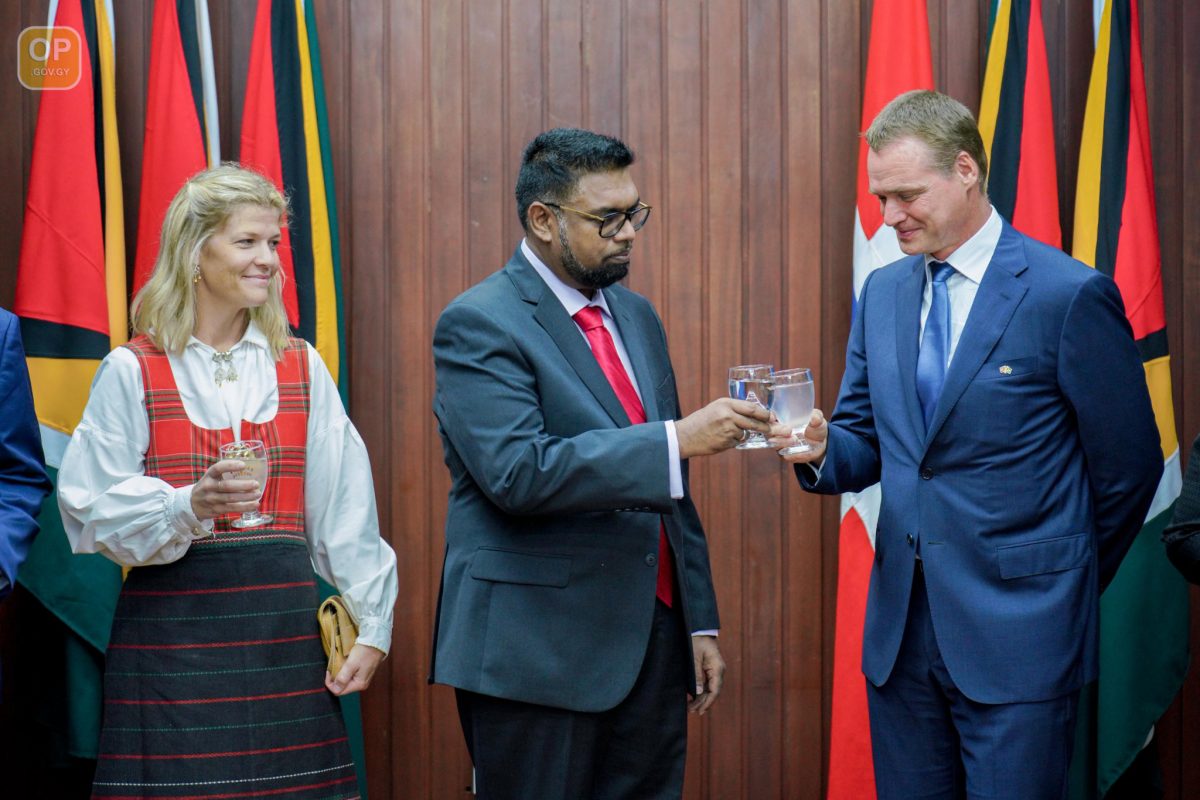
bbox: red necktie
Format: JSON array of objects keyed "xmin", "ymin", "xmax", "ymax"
[{"xmin": 573, "ymin": 305, "xmax": 675, "ymax": 607}]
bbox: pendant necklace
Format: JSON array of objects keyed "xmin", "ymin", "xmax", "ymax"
[{"xmin": 212, "ymin": 350, "xmax": 238, "ymax": 387}]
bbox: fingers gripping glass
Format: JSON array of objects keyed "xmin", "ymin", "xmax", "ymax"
[
  {"xmin": 728, "ymin": 364, "xmax": 774, "ymax": 449},
  {"xmin": 545, "ymin": 202, "xmax": 652, "ymax": 238},
  {"xmin": 769, "ymin": 368, "xmax": 816, "ymax": 455},
  {"xmin": 219, "ymin": 439, "xmax": 272, "ymax": 528}
]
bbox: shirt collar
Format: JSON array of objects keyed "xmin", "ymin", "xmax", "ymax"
[
  {"xmin": 924, "ymin": 206, "xmax": 1002, "ymax": 286},
  {"xmin": 186, "ymin": 320, "xmax": 271, "ymax": 354},
  {"xmin": 521, "ymin": 238, "xmax": 614, "ymax": 320}
]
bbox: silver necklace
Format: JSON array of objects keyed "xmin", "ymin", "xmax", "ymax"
[{"xmin": 212, "ymin": 350, "xmax": 238, "ymax": 386}]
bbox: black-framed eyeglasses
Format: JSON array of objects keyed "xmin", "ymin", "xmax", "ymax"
[{"xmin": 544, "ymin": 202, "xmax": 652, "ymax": 238}]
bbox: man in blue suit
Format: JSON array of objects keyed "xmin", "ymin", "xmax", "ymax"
[
  {"xmin": 432, "ymin": 128, "xmax": 772, "ymax": 799},
  {"xmin": 0, "ymin": 306, "xmax": 51, "ymax": 601},
  {"xmin": 782, "ymin": 91, "xmax": 1162, "ymax": 798}
]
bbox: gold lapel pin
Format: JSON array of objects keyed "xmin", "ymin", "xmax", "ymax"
[{"xmin": 999, "ymin": 365, "xmax": 1013, "ymax": 375}]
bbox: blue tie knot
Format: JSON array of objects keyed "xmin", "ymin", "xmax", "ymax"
[{"xmin": 930, "ymin": 261, "xmax": 955, "ymax": 285}]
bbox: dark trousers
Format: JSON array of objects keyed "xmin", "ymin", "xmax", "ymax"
[
  {"xmin": 866, "ymin": 564, "xmax": 1079, "ymax": 800},
  {"xmin": 456, "ymin": 599, "xmax": 689, "ymax": 800}
]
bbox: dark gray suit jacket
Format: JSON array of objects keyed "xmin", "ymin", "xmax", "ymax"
[{"xmin": 430, "ymin": 246, "xmax": 717, "ymax": 712}]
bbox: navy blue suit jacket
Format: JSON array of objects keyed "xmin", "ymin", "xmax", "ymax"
[
  {"xmin": 0, "ymin": 307, "xmax": 51, "ymax": 600},
  {"xmin": 430, "ymin": 247, "xmax": 717, "ymax": 712},
  {"xmin": 800, "ymin": 221, "xmax": 1162, "ymax": 704}
]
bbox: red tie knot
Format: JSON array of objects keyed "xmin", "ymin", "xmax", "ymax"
[{"xmin": 573, "ymin": 305, "xmax": 605, "ymax": 332}]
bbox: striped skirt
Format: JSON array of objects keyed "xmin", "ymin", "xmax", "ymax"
[{"xmin": 91, "ymin": 542, "xmax": 358, "ymax": 800}]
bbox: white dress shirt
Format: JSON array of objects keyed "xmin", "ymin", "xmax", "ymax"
[
  {"xmin": 918, "ymin": 207, "xmax": 1003, "ymax": 363},
  {"xmin": 57, "ymin": 323, "xmax": 398, "ymax": 654},
  {"xmin": 521, "ymin": 240, "xmax": 684, "ymax": 498}
]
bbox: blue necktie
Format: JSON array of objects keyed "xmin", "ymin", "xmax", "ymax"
[{"xmin": 916, "ymin": 261, "xmax": 955, "ymax": 430}]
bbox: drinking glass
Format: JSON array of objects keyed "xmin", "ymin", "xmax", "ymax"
[
  {"xmin": 769, "ymin": 368, "xmax": 815, "ymax": 455},
  {"xmin": 219, "ymin": 439, "xmax": 273, "ymax": 528},
  {"xmin": 728, "ymin": 364, "xmax": 774, "ymax": 449}
]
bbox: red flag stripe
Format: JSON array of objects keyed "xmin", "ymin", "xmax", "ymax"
[
  {"xmin": 853, "ymin": 0, "xmax": 934, "ymax": 239},
  {"xmin": 240, "ymin": 0, "xmax": 300, "ymax": 325},
  {"xmin": 1009, "ymin": 0, "xmax": 1061, "ymax": 248},
  {"xmin": 132, "ymin": 0, "xmax": 209, "ymax": 293},
  {"xmin": 1109, "ymin": 2, "xmax": 1165, "ymax": 341},
  {"xmin": 14, "ymin": 0, "xmax": 107, "ymax": 335},
  {"xmin": 826, "ymin": 507, "xmax": 877, "ymax": 799}
]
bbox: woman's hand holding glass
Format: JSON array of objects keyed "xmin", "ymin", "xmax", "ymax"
[{"xmin": 190, "ymin": 456, "xmax": 264, "ymax": 521}]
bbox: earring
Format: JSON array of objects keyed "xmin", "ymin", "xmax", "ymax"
[{"xmin": 192, "ymin": 265, "xmax": 201, "ymax": 284}]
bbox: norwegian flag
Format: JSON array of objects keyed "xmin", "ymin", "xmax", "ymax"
[{"xmin": 830, "ymin": 2, "xmax": 932, "ymax": 797}]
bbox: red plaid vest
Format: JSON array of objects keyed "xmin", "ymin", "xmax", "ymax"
[{"xmin": 124, "ymin": 335, "xmax": 310, "ymax": 547}]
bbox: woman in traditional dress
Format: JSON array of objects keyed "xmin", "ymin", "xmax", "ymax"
[{"xmin": 59, "ymin": 164, "xmax": 397, "ymax": 799}]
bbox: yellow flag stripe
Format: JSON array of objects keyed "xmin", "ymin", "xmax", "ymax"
[
  {"xmin": 94, "ymin": 0, "xmax": 127, "ymax": 350},
  {"xmin": 294, "ymin": 0, "xmax": 339, "ymax": 384},
  {"xmin": 28, "ymin": 357, "xmax": 104, "ymax": 436},
  {"xmin": 1144, "ymin": 355, "xmax": 1177, "ymax": 460},
  {"xmin": 1072, "ymin": 0, "xmax": 1112, "ymax": 267},
  {"xmin": 978, "ymin": 0, "xmax": 1012, "ymax": 160}
]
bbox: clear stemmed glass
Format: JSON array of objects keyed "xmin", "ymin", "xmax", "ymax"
[
  {"xmin": 219, "ymin": 439, "xmax": 273, "ymax": 528},
  {"xmin": 728, "ymin": 364, "xmax": 774, "ymax": 449},
  {"xmin": 769, "ymin": 368, "xmax": 815, "ymax": 455}
]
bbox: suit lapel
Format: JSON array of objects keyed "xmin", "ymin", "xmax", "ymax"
[
  {"xmin": 507, "ymin": 248, "xmax": 634, "ymax": 427},
  {"xmin": 895, "ymin": 257, "xmax": 927, "ymax": 439},
  {"xmin": 604, "ymin": 289, "xmax": 661, "ymax": 422},
  {"xmin": 924, "ymin": 225, "xmax": 1029, "ymax": 445}
]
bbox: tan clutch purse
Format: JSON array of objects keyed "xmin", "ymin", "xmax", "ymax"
[{"xmin": 318, "ymin": 596, "xmax": 358, "ymax": 679}]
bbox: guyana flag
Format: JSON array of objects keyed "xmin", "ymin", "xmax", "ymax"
[
  {"xmin": 133, "ymin": 0, "xmax": 220, "ymax": 293},
  {"xmin": 978, "ymin": 0, "xmax": 1060, "ymax": 249},
  {"xmin": 1070, "ymin": 0, "xmax": 1188, "ymax": 794},
  {"xmin": 240, "ymin": 2, "xmax": 363, "ymax": 792},
  {"xmin": 240, "ymin": 0, "xmax": 347, "ymax": 404},
  {"xmin": 13, "ymin": 0, "xmax": 124, "ymax": 758}
]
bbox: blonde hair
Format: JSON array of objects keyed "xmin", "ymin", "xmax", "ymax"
[
  {"xmin": 865, "ymin": 90, "xmax": 989, "ymax": 194},
  {"xmin": 131, "ymin": 164, "xmax": 290, "ymax": 357}
]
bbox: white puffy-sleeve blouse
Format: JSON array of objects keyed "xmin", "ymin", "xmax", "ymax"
[{"xmin": 57, "ymin": 323, "xmax": 398, "ymax": 654}]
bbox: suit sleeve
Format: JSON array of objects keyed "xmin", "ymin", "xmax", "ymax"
[
  {"xmin": 1058, "ymin": 273, "xmax": 1162, "ymax": 590},
  {"xmin": 0, "ymin": 314, "xmax": 52, "ymax": 598},
  {"xmin": 434, "ymin": 299, "xmax": 674, "ymax": 516},
  {"xmin": 1162, "ymin": 435, "xmax": 1200, "ymax": 584},
  {"xmin": 795, "ymin": 270, "xmax": 883, "ymax": 495},
  {"xmin": 651, "ymin": 314, "xmax": 719, "ymax": 630}
]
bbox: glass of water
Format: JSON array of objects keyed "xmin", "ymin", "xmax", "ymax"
[
  {"xmin": 728, "ymin": 364, "xmax": 774, "ymax": 449},
  {"xmin": 769, "ymin": 368, "xmax": 815, "ymax": 455},
  {"xmin": 218, "ymin": 439, "xmax": 272, "ymax": 528}
]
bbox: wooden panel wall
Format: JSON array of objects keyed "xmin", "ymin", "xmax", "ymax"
[{"xmin": 1, "ymin": 1, "xmax": 1198, "ymax": 797}]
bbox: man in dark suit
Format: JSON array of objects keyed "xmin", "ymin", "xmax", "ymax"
[
  {"xmin": 0, "ymin": 306, "xmax": 51, "ymax": 601},
  {"xmin": 431, "ymin": 128, "xmax": 771, "ymax": 799},
  {"xmin": 781, "ymin": 91, "xmax": 1162, "ymax": 798}
]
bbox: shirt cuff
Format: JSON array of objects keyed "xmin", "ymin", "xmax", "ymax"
[
  {"xmin": 799, "ymin": 456, "xmax": 824, "ymax": 484},
  {"xmin": 691, "ymin": 629, "xmax": 719, "ymax": 637},
  {"xmin": 665, "ymin": 420, "xmax": 683, "ymax": 499},
  {"xmin": 355, "ymin": 618, "xmax": 392, "ymax": 656},
  {"xmin": 169, "ymin": 485, "xmax": 216, "ymax": 540}
]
